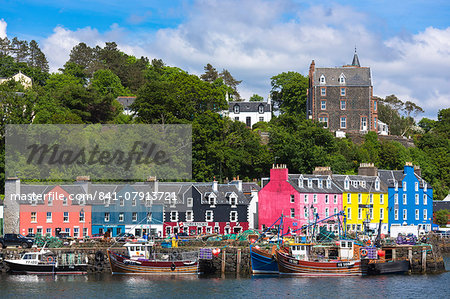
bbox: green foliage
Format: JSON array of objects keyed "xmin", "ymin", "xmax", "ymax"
[
  {"xmin": 434, "ymin": 209, "xmax": 449, "ymax": 226},
  {"xmin": 91, "ymin": 69, "xmax": 130, "ymax": 98},
  {"xmin": 249, "ymin": 94, "xmax": 264, "ymax": 102},
  {"xmin": 270, "ymin": 71, "xmax": 308, "ymax": 116}
]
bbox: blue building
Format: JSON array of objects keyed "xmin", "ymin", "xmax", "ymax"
[
  {"xmin": 91, "ymin": 183, "xmax": 163, "ymax": 237},
  {"xmin": 379, "ymin": 163, "xmax": 433, "ymax": 233}
]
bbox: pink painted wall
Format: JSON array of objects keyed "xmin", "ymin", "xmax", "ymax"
[
  {"xmin": 19, "ymin": 186, "xmax": 92, "ymax": 238},
  {"xmin": 258, "ymin": 168, "xmax": 299, "ymax": 231},
  {"xmin": 259, "ymin": 168, "xmax": 344, "ymax": 233}
]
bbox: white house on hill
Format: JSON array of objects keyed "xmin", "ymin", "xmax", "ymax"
[{"xmin": 221, "ymin": 98, "xmax": 272, "ymax": 127}]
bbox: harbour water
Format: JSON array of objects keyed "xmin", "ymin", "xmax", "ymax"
[{"xmin": 0, "ymin": 256, "xmax": 449, "ymax": 299}]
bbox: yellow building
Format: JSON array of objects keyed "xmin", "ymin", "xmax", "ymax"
[{"xmin": 335, "ymin": 172, "xmax": 389, "ymax": 234}]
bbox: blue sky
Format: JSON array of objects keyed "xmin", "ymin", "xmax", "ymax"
[{"xmin": 1, "ymin": 0, "xmax": 449, "ymax": 119}]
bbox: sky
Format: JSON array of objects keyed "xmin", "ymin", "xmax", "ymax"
[{"xmin": 1, "ymin": 0, "xmax": 449, "ymax": 119}]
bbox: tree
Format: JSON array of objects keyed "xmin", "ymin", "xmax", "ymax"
[
  {"xmin": 434, "ymin": 209, "xmax": 449, "ymax": 226},
  {"xmin": 200, "ymin": 63, "xmax": 219, "ymax": 83},
  {"xmin": 90, "ymin": 69, "xmax": 129, "ymax": 98},
  {"xmin": 249, "ymin": 94, "xmax": 264, "ymax": 102},
  {"xmin": 68, "ymin": 42, "xmax": 95, "ymax": 71},
  {"xmin": 28, "ymin": 40, "xmax": 49, "ymax": 73},
  {"xmin": 418, "ymin": 118, "xmax": 436, "ymax": 133},
  {"xmin": 219, "ymin": 69, "xmax": 242, "ymax": 100},
  {"xmin": 270, "ymin": 71, "xmax": 308, "ymax": 116},
  {"xmin": 0, "ymin": 37, "xmax": 10, "ymax": 57}
]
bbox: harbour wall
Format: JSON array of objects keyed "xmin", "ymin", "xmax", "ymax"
[{"xmin": 0, "ymin": 239, "xmax": 447, "ymax": 275}]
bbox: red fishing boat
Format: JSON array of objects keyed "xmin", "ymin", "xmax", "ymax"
[
  {"xmin": 107, "ymin": 242, "xmax": 199, "ymax": 275},
  {"xmin": 276, "ymin": 240, "xmax": 365, "ymax": 276}
]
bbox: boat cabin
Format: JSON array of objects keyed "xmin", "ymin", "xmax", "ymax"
[
  {"xmin": 289, "ymin": 243, "xmax": 312, "ymax": 261},
  {"xmin": 124, "ymin": 242, "xmax": 154, "ymax": 260},
  {"xmin": 339, "ymin": 240, "xmax": 355, "ymax": 260}
]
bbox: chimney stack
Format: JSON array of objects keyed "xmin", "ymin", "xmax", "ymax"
[
  {"xmin": 414, "ymin": 165, "xmax": 422, "ymax": 177},
  {"xmin": 358, "ymin": 163, "xmax": 378, "ymax": 176},
  {"xmin": 313, "ymin": 166, "xmax": 332, "ymax": 176}
]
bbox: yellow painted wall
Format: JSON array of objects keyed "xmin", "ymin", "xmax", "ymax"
[{"xmin": 342, "ymin": 192, "xmax": 388, "ymax": 231}]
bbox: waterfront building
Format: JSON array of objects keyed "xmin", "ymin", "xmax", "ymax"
[
  {"xmin": 221, "ymin": 99, "xmax": 272, "ymax": 127},
  {"xmin": 163, "ymin": 180, "xmax": 250, "ymax": 237},
  {"xmin": 259, "ymin": 165, "xmax": 343, "ymax": 234},
  {"xmin": 242, "ymin": 181, "xmax": 260, "ymax": 229},
  {"xmin": 90, "ymin": 182, "xmax": 163, "ymax": 238},
  {"xmin": 18, "ymin": 184, "xmax": 92, "ymax": 238},
  {"xmin": 307, "ymin": 51, "xmax": 378, "ymax": 136},
  {"xmin": 333, "ymin": 164, "xmax": 389, "ymax": 234},
  {"xmin": 378, "ymin": 163, "xmax": 433, "ymax": 233}
]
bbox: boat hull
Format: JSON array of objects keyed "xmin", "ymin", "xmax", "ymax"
[
  {"xmin": 276, "ymin": 250, "xmax": 364, "ymax": 277},
  {"xmin": 107, "ymin": 250, "xmax": 199, "ymax": 275},
  {"xmin": 5, "ymin": 260, "xmax": 88, "ymax": 275},
  {"xmin": 365, "ymin": 260, "xmax": 410, "ymax": 275},
  {"xmin": 250, "ymin": 246, "xmax": 279, "ymax": 274}
]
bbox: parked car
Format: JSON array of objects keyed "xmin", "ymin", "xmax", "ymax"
[
  {"xmin": 25, "ymin": 233, "xmax": 36, "ymax": 239},
  {"xmin": 0, "ymin": 234, "xmax": 35, "ymax": 249},
  {"xmin": 116, "ymin": 233, "xmax": 135, "ymax": 242}
]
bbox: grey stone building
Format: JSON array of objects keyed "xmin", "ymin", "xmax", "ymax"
[{"xmin": 307, "ymin": 52, "xmax": 378, "ymax": 136}]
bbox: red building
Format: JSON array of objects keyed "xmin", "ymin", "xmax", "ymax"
[{"xmin": 19, "ymin": 185, "xmax": 92, "ymax": 238}]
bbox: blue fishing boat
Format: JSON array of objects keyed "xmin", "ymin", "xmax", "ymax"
[{"xmin": 250, "ymin": 245, "xmax": 279, "ymax": 274}]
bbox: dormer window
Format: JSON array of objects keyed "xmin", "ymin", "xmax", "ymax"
[
  {"xmin": 375, "ymin": 178, "xmax": 380, "ymax": 191},
  {"xmin": 318, "ymin": 180, "xmax": 323, "ymax": 189},
  {"xmin": 352, "ymin": 181, "xmax": 358, "ymax": 188},
  {"xmin": 209, "ymin": 194, "xmax": 216, "ymax": 207},
  {"xmin": 258, "ymin": 104, "xmax": 264, "ymax": 114},
  {"xmin": 230, "ymin": 196, "xmax": 237, "ymax": 207},
  {"xmin": 361, "ymin": 181, "xmax": 366, "ymax": 188},
  {"xmin": 308, "ymin": 179, "xmax": 312, "ymax": 188},
  {"xmin": 233, "ymin": 104, "xmax": 240, "ymax": 114},
  {"xmin": 339, "ymin": 73, "xmax": 346, "ymax": 84},
  {"xmin": 344, "ymin": 177, "xmax": 349, "ymax": 190},
  {"xmin": 320, "ymin": 75, "xmax": 326, "ymax": 84},
  {"xmin": 299, "ymin": 178, "xmax": 304, "ymax": 188},
  {"xmin": 326, "ymin": 179, "xmax": 331, "ymax": 189}
]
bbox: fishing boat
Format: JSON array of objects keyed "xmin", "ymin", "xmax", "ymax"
[
  {"xmin": 276, "ymin": 240, "xmax": 365, "ymax": 276},
  {"xmin": 107, "ymin": 241, "xmax": 199, "ymax": 275},
  {"xmin": 4, "ymin": 249, "xmax": 88, "ymax": 274},
  {"xmin": 250, "ymin": 244, "xmax": 279, "ymax": 274}
]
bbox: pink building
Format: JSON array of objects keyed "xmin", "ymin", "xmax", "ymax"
[{"xmin": 258, "ymin": 166, "xmax": 343, "ymax": 233}]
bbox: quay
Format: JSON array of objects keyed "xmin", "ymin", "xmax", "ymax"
[{"xmin": 0, "ymin": 235, "xmax": 447, "ymax": 275}]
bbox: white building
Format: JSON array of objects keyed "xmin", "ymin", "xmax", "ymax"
[
  {"xmin": 0, "ymin": 71, "xmax": 32, "ymax": 89},
  {"xmin": 116, "ymin": 96, "xmax": 136, "ymax": 116},
  {"xmin": 377, "ymin": 120, "xmax": 389, "ymax": 135},
  {"xmin": 222, "ymin": 98, "xmax": 272, "ymax": 127}
]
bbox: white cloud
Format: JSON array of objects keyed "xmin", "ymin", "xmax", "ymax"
[
  {"xmin": 0, "ymin": 19, "xmax": 7, "ymax": 38},
  {"xmin": 40, "ymin": 0, "xmax": 449, "ymax": 119}
]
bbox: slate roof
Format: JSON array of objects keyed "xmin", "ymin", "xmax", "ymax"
[
  {"xmin": 228, "ymin": 101, "xmax": 271, "ymax": 113},
  {"xmin": 314, "ymin": 67, "xmax": 371, "ymax": 86},
  {"xmin": 288, "ymin": 174, "xmax": 342, "ymax": 193},
  {"xmin": 116, "ymin": 96, "xmax": 136, "ymax": 109},
  {"xmin": 241, "ymin": 182, "xmax": 260, "ymax": 193},
  {"xmin": 194, "ymin": 183, "xmax": 249, "ymax": 205},
  {"xmin": 378, "ymin": 170, "xmax": 429, "ymax": 188},
  {"xmin": 433, "ymin": 200, "xmax": 450, "ymax": 212},
  {"xmin": 331, "ymin": 174, "xmax": 387, "ymax": 193}
]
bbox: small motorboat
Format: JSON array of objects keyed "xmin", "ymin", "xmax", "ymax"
[
  {"xmin": 107, "ymin": 242, "xmax": 199, "ymax": 275},
  {"xmin": 4, "ymin": 249, "xmax": 88, "ymax": 274}
]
